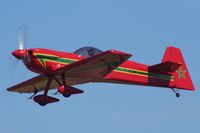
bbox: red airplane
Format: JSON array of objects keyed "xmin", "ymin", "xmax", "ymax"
[{"xmin": 7, "ymin": 42, "xmax": 194, "ymax": 106}]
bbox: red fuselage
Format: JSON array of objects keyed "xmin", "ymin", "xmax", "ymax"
[{"xmin": 12, "ymin": 48, "xmax": 175, "ymax": 89}]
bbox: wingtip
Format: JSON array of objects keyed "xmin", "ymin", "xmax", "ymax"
[
  {"xmin": 7, "ymin": 88, "xmax": 12, "ymax": 92},
  {"xmin": 108, "ymin": 49, "xmax": 132, "ymax": 58}
]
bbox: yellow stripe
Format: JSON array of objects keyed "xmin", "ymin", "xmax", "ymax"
[
  {"xmin": 35, "ymin": 53, "xmax": 59, "ymax": 58},
  {"xmin": 60, "ymin": 57, "xmax": 78, "ymax": 61},
  {"xmin": 34, "ymin": 53, "xmax": 77, "ymax": 68},
  {"xmin": 114, "ymin": 68, "xmax": 174, "ymax": 81},
  {"xmin": 33, "ymin": 53, "xmax": 45, "ymax": 67},
  {"xmin": 44, "ymin": 59, "xmax": 69, "ymax": 65},
  {"xmin": 34, "ymin": 53, "xmax": 78, "ymax": 61},
  {"xmin": 118, "ymin": 66, "xmax": 148, "ymax": 73},
  {"xmin": 114, "ymin": 69, "xmax": 148, "ymax": 77}
]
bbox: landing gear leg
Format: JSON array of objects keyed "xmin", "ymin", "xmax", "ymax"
[
  {"xmin": 60, "ymin": 74, "xmax": 71, "ymax": 97},
  {"xmin": 61, "ymin": 74, "xmax": 67, "ymax": 87},
  {"xmin": 171, "ymin": 88, "xmax": 180, "ymax": 98},
  {"xmin": 38, "ymin": 77, "xmax": 52, "ymax": 106},
  {"xmin": 33, "ymin": 77, "xmax": 53, "ymax": 106},
  {"xmin": 44, "ymin": 77, "xmax": 52, "ymax": 96},
  {"xmin": 52, "ymin": 74, "xmax": 71, "ymax": 97},
  {"xmin": 52, "ymin": 76, "xmax": 62, "ymax": 95},
  {"xmin": 28, "ymin": 87, "xmax": 38, "ymax": 99}
]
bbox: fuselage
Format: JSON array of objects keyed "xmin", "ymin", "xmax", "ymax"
[{"xmin": 15, "ymin": 48, "xmax": 174, "ymax": 89}]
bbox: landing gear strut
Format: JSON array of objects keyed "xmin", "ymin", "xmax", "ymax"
[
  {"xmin": 32, "ymin": 74, "xmax": 83, "ymax": 106},
  {"xmin": 28, "ymin": 86, "xmax": 38, "ymax": 99},
  {"xmin": 55, "ymin": 74, "xmax": 83, "ymax": 97},
  {"xmin": 61, "ymin": 74, "xmax": 71, "ymax": 97},
  {"xmin": 171, "ymin": 88, "xmax": 180, "ymax": 98},
  {"xmin": 52, "ymin": 74, "xmax": 71, "ymax": 97}
]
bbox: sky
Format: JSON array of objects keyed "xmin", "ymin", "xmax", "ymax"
[{"xmin": 0, "ymin": 0, "xmax": 200, "ymax": 133}]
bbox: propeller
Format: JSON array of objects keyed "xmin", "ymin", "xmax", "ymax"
[
  {"xmin": 10, "ymin": 25, "xmax": 32, "ymax": 78},
  {"xmin": 13, "ymin": 25, "xmax": 33, "ymax": 63}
]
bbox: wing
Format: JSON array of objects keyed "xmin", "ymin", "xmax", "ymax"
[
  {"xmin": 57, "ymin": 49, "xmax": 132, "ymax": 78},
  {"xmin": 7, "ymin": 75, "xmax": 91, "ymax": 93}
]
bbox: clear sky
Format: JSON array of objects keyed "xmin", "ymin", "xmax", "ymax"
[{"xmin": 0, "ymin": 0, "xmax": 200, "ymax": 133}]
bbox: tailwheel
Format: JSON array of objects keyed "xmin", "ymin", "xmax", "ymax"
[
  {"xmin": 176, "ymin": 93, "xmax": 180, "ymax": 98},
  {"xmin": 171, "ymin": 88, "xmax": 180, "ymax": 98}
]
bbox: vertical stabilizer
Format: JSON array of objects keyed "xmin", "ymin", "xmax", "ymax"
[{"xmin": 162, "ymin": 46, "xmax": 194, "ymax": 91}]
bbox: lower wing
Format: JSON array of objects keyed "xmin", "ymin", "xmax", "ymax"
[{"xmin": 7, "ymin": 74, "xmax": 91, "ymax": 93}]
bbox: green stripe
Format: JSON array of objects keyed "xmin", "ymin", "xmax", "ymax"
[
  {"xmin": 36, "ymin": 54, "xmax": 58, "ymax": 60},
  {"xmin": 115, "ymin": 67, "xmax": 173, "ymax": 81},
  {"xmin": 35, "ymin": 54, "xmax": 76, "ymax": 65},
  {"xmin": 58, "ymin": 58, "xmax": 76, "ymax": 64}
]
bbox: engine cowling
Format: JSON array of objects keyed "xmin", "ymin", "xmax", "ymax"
[{"xmin": 57, "ymin": 86, "xmax": 84, "ymax": 97}]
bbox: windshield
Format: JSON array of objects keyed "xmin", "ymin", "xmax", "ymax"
[{"xmin": 73, "ymin": 47, "xmax": 103, "ymax": 57}]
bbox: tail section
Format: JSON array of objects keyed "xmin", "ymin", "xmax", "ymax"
[{"xmin": 162, "ymin": 46, "xmax": 194, "ymax": 91}]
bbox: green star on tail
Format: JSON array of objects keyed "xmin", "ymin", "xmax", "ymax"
[{"xmin": 176, "ymin": 66, "xmax": 186, "ymax": 79}]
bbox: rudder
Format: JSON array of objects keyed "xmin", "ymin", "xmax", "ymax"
[{"xmin": 162, "ymin": 46, "xmax": 194, "ymax": 91}]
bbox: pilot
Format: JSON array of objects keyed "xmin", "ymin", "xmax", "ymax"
[{"xmin": 87, "ymin": 48, "xmax": 95, "ymax": 57}]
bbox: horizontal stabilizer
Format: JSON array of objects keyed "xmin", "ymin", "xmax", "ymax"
[{"xmin": 149, "ymin": 61, "xmax": 181, "ymax": 72}]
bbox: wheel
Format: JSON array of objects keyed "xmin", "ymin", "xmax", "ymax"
[
  {"xmin": 63, "ymin": 93, "xmax": 71, "ymax": 98},
  {"xmin": 176, "ymin": 93, "xmax": 180, "ymax": 98},
  {"xmin": 38, "ymin": 101, "xmax": 47, "ymax": 106}
]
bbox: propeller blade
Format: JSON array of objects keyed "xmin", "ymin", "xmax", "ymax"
[
  {"xmin": 17, "ymin": 25, "xmax": 29, "ymax": 50},
  {"xmin": 8, "ymin": 56, "xmax": 19, "ymax": 77}
]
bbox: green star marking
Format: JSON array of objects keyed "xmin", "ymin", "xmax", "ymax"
[{"xmin": 176, "ymin": 66, "xmax": 186, "ymax": 79}]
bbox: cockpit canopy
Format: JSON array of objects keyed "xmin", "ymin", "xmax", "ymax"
[{"xmin": 73, "ymin": 47, "xmax": 103, "ymax": 57}]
